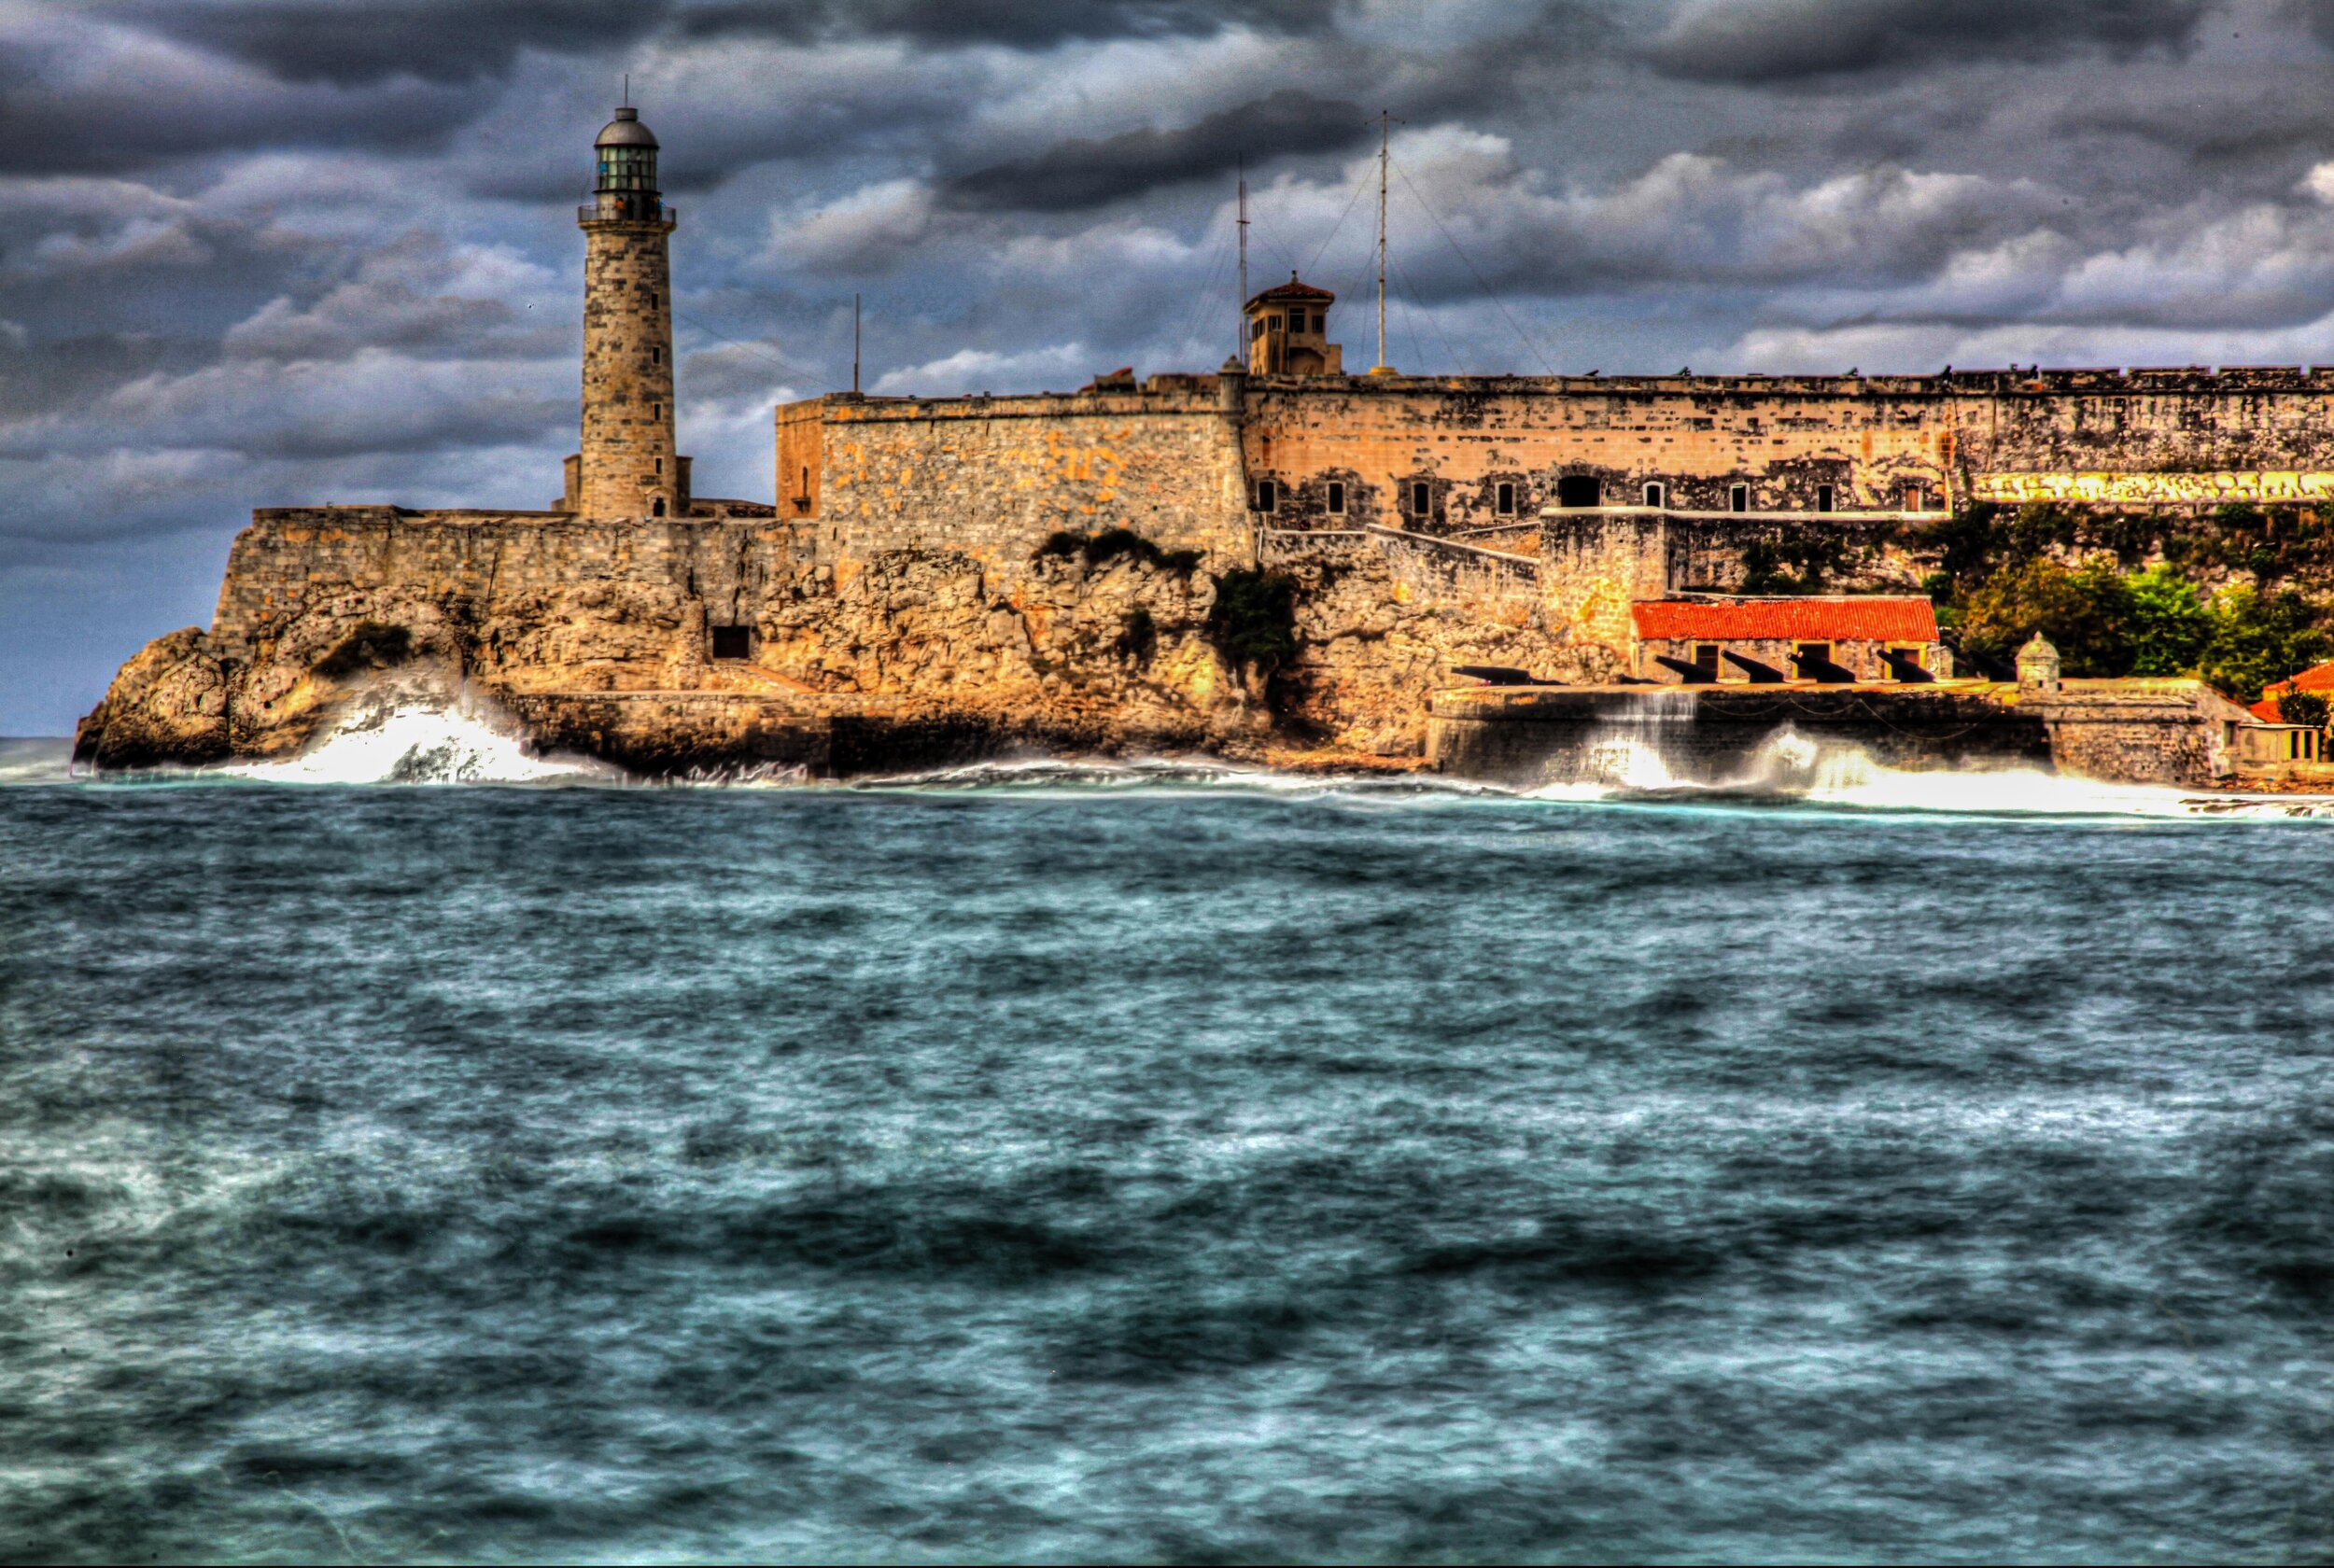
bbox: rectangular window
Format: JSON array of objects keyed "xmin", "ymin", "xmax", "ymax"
[
  {"xmin": 650, "ymin": 347, "xmax": 662, "ymax": 365},
  {"xmin": 1252, "ymin": 318, "xmax": 1265, "ymax": 341},
  {"xmin": 1255, "ymin": 479, "xmax": 1278, "ymax": 512},
  {"xmin": 651, "ymin": 402, "xmax": 660, "ymax": 420},
  {"xmin": 1411, "ymin": 481, "xmax": 1431, "ymax": 515},
  {"xmin": 710, "ymin": 625, "xmax": 751, "ymax": 661},
  {"xmin": 1730, "ymin": 483, "xmax": 1750, "ymax": 512},
  {"xmin": 1816, "ymin": 483, "xmax": 1835, "ymax": 513},
  {"xmin": 1694, "ymin": 642, "xmax": 1720, "ymax": 673},
  {"xmin": 1270, "ymin": 315, "xmax": 1283, "ymax": 331},
  {"xmin": 1496, "ymin": 482, "xmax": 1516, "ymax": 515},
  {"xmin": 647, "ymin": 291, "xmax": 658, "ymax": 308},
  {"xmin": 654, "ymin": 457, "xmax": 663, "ymax": 474},
  {"xmin": 1903, "ymin": 483, "xmax": 1925, "ymax": 511},
  {"xmin": 1326, "ymin": 481, "xmax": 1345, "ymax": 515},
  {"xmin": 1643, "ymin": 482, "xmax": 1665, "ymax": 508}
]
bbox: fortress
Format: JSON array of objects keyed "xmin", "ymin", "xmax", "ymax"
[{"xmin": 74, "ymin": 106, "xmax": 2334, "ymax": 786}]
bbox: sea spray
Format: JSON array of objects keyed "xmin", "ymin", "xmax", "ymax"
[{"xmin": 224, "ymin": 672, "xmax": 617, "ymax": 786}]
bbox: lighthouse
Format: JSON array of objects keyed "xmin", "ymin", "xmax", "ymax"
[{"xmin": 568, "ymin": 105, "xmax": 682, "ymax": 519}]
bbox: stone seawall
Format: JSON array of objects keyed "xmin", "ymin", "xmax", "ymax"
[{"xmin": 1427, "ymin": 679, "xmax": 2252, "ymax": 789}]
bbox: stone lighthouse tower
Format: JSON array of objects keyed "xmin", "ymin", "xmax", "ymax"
[{"xmin": 569, "ymin": 105, "xmax": 681, "ymax": 519}]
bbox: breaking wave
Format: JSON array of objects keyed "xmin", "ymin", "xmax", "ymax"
[
  {"xmin": 223, "ymin": 676, "xmax": 617, "ymax": 787},
  {"xmin": 0, "ymin": 736, "xmax": 71, "ymax": 784}
]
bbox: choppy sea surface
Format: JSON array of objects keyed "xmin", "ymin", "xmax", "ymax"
[{"xmin": 8, "ymin": 701, "xmax": 2334, "ymax": 1563}]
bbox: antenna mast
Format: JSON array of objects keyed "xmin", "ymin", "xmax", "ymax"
[
  {"xmin": 852, "ymin": 293, "xmax": 861, "ymax": 395},
  {"xmin": 1236, "ymin": 157, "xmax": 1248, "ymax": 360},
  {"xmin": 1376, "ymin": 109, "xmax": 1388, "ymax": 372}
]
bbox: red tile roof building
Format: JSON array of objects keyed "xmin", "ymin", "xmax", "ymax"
[{"xmin": 1630, "ymin": 595, "xmax": 1947, "ymax": 683}]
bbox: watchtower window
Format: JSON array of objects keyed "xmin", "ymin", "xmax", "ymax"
[
  {"xmin": 710, "ymin": 625, "xmax": 752, "ymax": 661},
  {"xmin": 654, "ymin": 457, "xmax": 663, "ymax": 474},
  {"xmin": 1270, "ymin": 315, "xmax": 1283, "ymax": 331},
  {"xmin": 650, "ymin": 347, "xmax": 661, "ymax": 366},
  {"xmin": 1411, "ymin": 480, "xmax": 1431, "ymax": 515},
  {"xmin": 1816, "ymin": 483, "xmax": 1835, "ymax": 512},
  {"xmin": 1326, "ymin": 481, "xmax": 1345, "ymax": 515},
  {"xmin": 1643, "ymin": 482, "xmax": 1665, "ymax": 508},
  {"xmin": 1496, "ymin": 482, "xmax": 1516, "ymax": 515},
  {"xmin": 647, "ymin": 291, "xmax": 658, "ymax": 309},
  {"xmin": 1556, "ymin": 475, "xmax": 1599, "ymax": 509},
  {"xmin": 1255, "ymin": 479, "xmax": 1278, "ymax": 512},
  {"xmin": 1252, "ymin": 318, "xmax": 1266, "ymax": 341},
  {"xmin": 1730, "ymin": 483, "xmax": 1750, "ymax": 512},
  {"xmin": 651, "ymin": 402, "xmax": 660, "ymax": 420}
]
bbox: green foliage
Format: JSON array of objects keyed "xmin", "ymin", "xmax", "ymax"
[
  {"xmin": 1204, "ymin": 568, "xmax": 1298, "ymax": 678},
  {"xmin": 313, "ymin": 621, "xmax": 413, "ymax": 679},
  {"xmin": 1739, "ymin": 533, "xmax": 1846, "ymax": 595},
  {"xmin": 2199, "ymin": 584, "xmax": 2328, "ymax": 704},
  {"xmin": 2123, "ymin": 565, "xmax": 2214, "ymax": 677},
  {"xmin": 2278, "ymin": 689, "xmax": 2329, "ymax": 728},
  {"xmin": 1032, "ymin": 528, "xmax": 1202, "ymax": 574},
  {"xmin": 1955, "ymin": 557, "xmax": 2135, "ymax": 677}
]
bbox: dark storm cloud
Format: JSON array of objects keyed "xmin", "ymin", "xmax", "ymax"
[
  {"xmin": 120, "ymin": 0, "xmax": 664, "ymax": 85},
  {"xmin": 675, "ymin": 0, "xmax": 1336, "ymax": 49},
  {"xmin": 946, "ymin": 90, "xmax": 1367, "ymax": 213},
  {"xmin": 1645, "ymin": 0, "xmax": 2214, "ymax": 82}
]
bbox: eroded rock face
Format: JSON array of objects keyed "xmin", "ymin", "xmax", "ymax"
[{"xmin": 75, "ymin": 539, "xmax": 1578, "ymax": 775}]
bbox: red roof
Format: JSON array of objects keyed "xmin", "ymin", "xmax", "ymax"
[
  {"xmin": 2261, "ymin": 657, "xmax": 2334, "ymax": 703},
  {"xmin": 1630, "ymin": 596, "xmax": 1939, "ymax": 642},
  {"xmin": 1244, "ymin": 273, "xmax": 1335, "ymax": 310}
]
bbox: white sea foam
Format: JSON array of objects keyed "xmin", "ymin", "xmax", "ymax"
[{"xmin": 224, "ymin": 676, "xmax": 616, "ymax": 786}]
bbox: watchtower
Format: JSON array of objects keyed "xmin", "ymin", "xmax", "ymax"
[
  {"xmin": 1244, "ymin": 274, "xmax": 1342, "ymax": 376},
  {"xmin": 569, "ymin": 105, "xmax": 682, "ymax": 518}
]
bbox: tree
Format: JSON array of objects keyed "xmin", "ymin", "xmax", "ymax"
[
  {"xmin": 2277, "ymin": 689, "xmax": 2329, "ymax": 728},
  {"xmin": 2200, "ymin": 585, "xmax": 2329, "ymax": 704},
  {"xmin": 1955, "ymin": 557, "xmax": 2135, "ymax": 677},
  {"xmin": 2123, "ymin": 565, "xmax": 2214, "ymax": 676}
]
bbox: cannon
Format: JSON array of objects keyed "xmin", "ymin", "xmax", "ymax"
[
  {"xmin": 1789, "ymin": 649, "xmax": 1860, "ymax": 684},
  {"xmin": 1451, "ymin": 664, "xmax": 1539, "ymax": 686},
  {"xmin": 1959, "ymin": 647, "xmax": 2016, "ymax": 681},
  {"xmin": 1652, "ymin": 654, "xmax": 1718, "ymax": 683},
  {"xmin": 1878, "ymin": 648, "xmax": 1935, "ymax": 683},
  {"xmin": 1722, "ymin": 651, "xmax": 1787, "ymax": 684}
]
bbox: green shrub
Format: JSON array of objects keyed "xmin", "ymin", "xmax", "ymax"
[
  {"xmin": 313, "ymin": 621, "xmax": 413, "ymax": 679},
  {"xmin": 1955, "ymin": 557, "xmax": 2135, "ymax": 676},
  {"xmin": 2199, "ymin": 584, "xmax": 2329, "ymax": 703},
  {"xmin": 1204, "ymin": 568, "xmax": 1298, "ymax": 679},
  {"xmin": 2124, "ymin": 565, "xmax": 2214, "ymax": 676},
  {"xmin": 2278, "ymin": 689, "xmax": 2329, "ymax": 728}
]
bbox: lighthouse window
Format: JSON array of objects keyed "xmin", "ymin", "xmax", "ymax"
[
  {"xmin": 647, "ymin": 291, "xmax": 658, "ymax": 309},
  {"xmin": 650, "ymin": 402, "xmax": 660, "ymax": 420},
  {"xmin": 654, "ymin": 457, "xmax": 663, "ymax": 474},
  {"xmin": 650, "ymin": 347, "xmax": 661, "ymax": 366}
]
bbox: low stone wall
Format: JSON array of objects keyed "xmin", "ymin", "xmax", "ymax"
[{"xmin": 2026, "ymin": 679, "xmax": 2249, "ymax": 785}]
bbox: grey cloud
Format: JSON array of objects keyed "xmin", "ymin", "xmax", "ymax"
[
  {"xmin": 675, "ymin": 0, "xmax": 1336, "ymax": 49},
  {"xmin": 1645, "ymin": 0, "xmax": 2212, "ymax": 82},
  {"xmin": 946, "ymin": 90, "xmax": 1368, "ymax": 213},
  {"xmin": 120, "ymin": 0, "xmax": 663, "ymax": 85}
]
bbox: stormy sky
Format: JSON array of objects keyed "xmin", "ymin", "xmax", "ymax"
[{"xmin": 9, "ymin": 0, "xmax": 2334, "ymax": 730}]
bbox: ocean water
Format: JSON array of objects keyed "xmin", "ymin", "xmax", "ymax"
[{"xmin": 7, "ymin": 709, "xmax": 2334, "ymax": 1563}]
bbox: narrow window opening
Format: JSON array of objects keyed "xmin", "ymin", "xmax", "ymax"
[
  {"xmin": 1816, "ymin": 483, "xmax": 1835, "ymax": 513},
  {"xmin": 1730, "ymin": 483, "xmax": 1750, "ymax": 512},
  {"xmin": 1255, "ymin": 478, "xmax": 1278, "ymax": 512},
  {"xmin": 710, "ymin": 625, "xmax": 752, "ymax": 661},
  {"xmin": 654, "ymin": 457, "xmax": 663, "ymax": 474},
  {"xmin": 799, "ymin": 466, "xmax": 810, "ymax": 497},
  {"xmin": 1496, "ymin": 482, "xmax": 1516, "ymax": 515},
  {"xmin": 1326, "ymin": 481, "xmax": 1346, "ymax": 515},
  {"xmin": 1411, "ymin": 480, "xmax": 1431, "ymax": 515},
  {"xmin": 1643, "ymin": 482, "xmax": 1665, "ymax": 508}
]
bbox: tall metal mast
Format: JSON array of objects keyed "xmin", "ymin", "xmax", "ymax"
[
  {"xmin": 1236, "ymin": 157, "xmax": 1248, "ymax": 360},
  {"xmin": 1375, "ymin": 109, "xmax": 1388, "ymax": 372},
  {"xmin": 852, "ymin": 292, "xmax": 861, "ymax": 395}
]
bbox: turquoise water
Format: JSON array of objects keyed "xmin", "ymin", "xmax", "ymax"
[{"xmin": 7, "ymin": 736, "xmax": 2334, "ymax": 1561}]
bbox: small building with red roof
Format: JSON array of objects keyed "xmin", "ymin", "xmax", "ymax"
[
  {"xmin": 2249, "ymin": 657, "xmax": 2334, "ymax": 721},
  {"xmin": 1630, "ymin": 595, "xmax": 1947, "ymax": 683}
]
